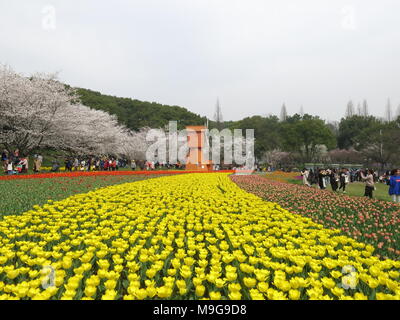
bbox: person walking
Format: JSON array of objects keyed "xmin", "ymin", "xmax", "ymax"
[
  {"xmin": 37, "ymin": 154, "xmax": 43, "ymax": 172},
  {"xmin": 361, "ymin": 169, "xmax": 375, "ymax": 199},
  {"xmin": 65, "ymin": 159, "xmax": 72, "ymax": 172},
  {"xmin": 73, "ymin": 158, "xmax": 79, "ymax": 171},
  {"xmin": 19, "ymin": 156, "xmax": 28, "ymax": 173},
  {"xmin": 80, "ymin": 160, "xmax": 86, "ymax": 171},
  {"xmin": 131, "ymin": 159, "xmax": 136, "ymax": 171},
  {"xmin": 301, "ymin": 168, "xmax": 311, "ymax": 187},
  {"xmin": 13, "ymin": 149, "xmax": 20, "ymax": 165},
  {"xmin": 324, "ymin": 169, "xmax": 331, "ymax": 188},
  {"xmin": 2, "ymin": 150, "xmax": 8, "ymax": 173},
  {"xmin": 384, "ymin": 171, "xmax": 391, "ymax": 186},
  {"xmin": 389, "ymin": 169, "xmax": 400, "ymax": 203},
  {"xmin": 308, "ymin": 169, "xmax": 314, "ymax": 185},
  {"xmin": 338, "ymin": 168, "xmax": 347, "ymax": 193},
  {"xmin": 330, "ymin": 169, "xmax": 339, "ymax": 192},
  {"xmin": 7, "ymin": 160, "xmax": 14, "ymax": 175},
  {"xmin": 51, "ymin": 160, "xmax": 60, "ymax": 172},
  {"xmin": 33, "ymin": 154, "xmax": 38, "ymax": 172},
  {"xmin": 318, "ymin": 169, "xmax": 326, "ymax": 190},
  {"xmin": 87, "ymin": 157, "xmax": 92, "ymax": 172},
  {"xmin": 95, "ymin": 159, "xmax": 100, "ymax": 171},
  {"xmin": 345, "ymin": 169, "xmax": 351, "ymax": 185}
]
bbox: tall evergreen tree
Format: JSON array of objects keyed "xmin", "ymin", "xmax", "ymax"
[
  {"xmin": 280, "ymin": 103, "xmax": 288, "ymax": 122},
  {"xmin": 357, "ymin": 102, "xmax": 362, "ymax": 116},
  {"xmin": 362, "ymin": 99, "xmax": 369, "ymax": 117},
  {"xmin": 386, "ymin": 98, "xmax": 392, "ymax": 122},
  {"xmin": 299, "ymin": 105, "xmax": 304, "ymax": 117},
  {"xmin": 213, "ymin": 98, "xmax": 224, "ymax": 130},
  {"xmin": 345, "ymin": 100, "xmax": 355, "ymax": 118},
  {"xmin": 396, "ymin": 104, "xmax": 400, "ymax": 120}
]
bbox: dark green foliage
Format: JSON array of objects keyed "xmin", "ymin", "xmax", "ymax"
[
  {"xmin": 337, "ymin": 115, "xmax": 381, "ymax": 149},
  {"xmin": 280, "ymin": 114, "xmax": 337, "ymax": 162},
  {"xmin": 71, "ymin": 87, "xmax": 400, "ymax": 167},
  {"xmin": 76, "ymin": 88, "xmax": 207, "ymax": 130}
]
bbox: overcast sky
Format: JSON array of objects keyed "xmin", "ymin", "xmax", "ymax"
[{"xmin": 1, "ymin": 0, "xmax": 400, "ymax": 121}]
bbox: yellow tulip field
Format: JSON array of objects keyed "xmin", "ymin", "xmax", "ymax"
[{"xmin": 0, "ymin": 173, "xmax": 399, "ymax": 300}]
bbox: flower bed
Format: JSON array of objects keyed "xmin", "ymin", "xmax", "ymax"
[
  {"xmin": 0, "ymin": 170, "xmax": 234, "ymax": 181},
  {"xmin": 0, "ymin": 174, "xmax": 172, "ymax": 217},
  {"xmin": 231, "ymin": 175, "xmax": 400, "ymax": 260},
  {"xmin": 265, "ymin": 171, "xmax": 301, "ymax": 184},
  {"xmin": 0, "ymin": 173, "xmax": 399, "ymax": 300}
]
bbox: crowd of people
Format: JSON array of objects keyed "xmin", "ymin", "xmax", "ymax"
[
  {"xmin": 301, "ymin": 167, "xmax": 400, "ymax": 202},
  {"xmin": 3, "ymin": 149, "xmax": 400, "ymax": 203},
  {"xmin": 1, "ymin": 151, "xmax": 190, "ymax": 175},
  {"xmin": 1, "ymin": 149, "xmax": 32, "ymax": 175},
  {"xmin": 61, "ymin": 157, "xmax": 127, "ymax": 172},
  {"xmin": 3, "ymin": 150, "xmax": 231, "ymax": 175}
]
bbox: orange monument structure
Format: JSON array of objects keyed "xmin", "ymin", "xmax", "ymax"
[{"xmin": 186, "ymin": 125, "xmax": 213, "ymax": 171}]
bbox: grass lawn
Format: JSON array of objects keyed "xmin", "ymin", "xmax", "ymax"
[
  {"xmin": 343, "ymin": 182, "xmax": 392, "ymax": 202},
  {"xmin": 0, "ymin": 174, "xmax": 171, "ymax": 217},
  {"xmin": 260, "ymin": 172, "xmax": 393, "ymax": 202},
  {"xmin": 303, "ymin": 181, "xmax": 392, "ymax": 202}
]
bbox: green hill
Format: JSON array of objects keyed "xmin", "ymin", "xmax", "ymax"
[{"xmin": 76, "ymin": 87, "xmax": 207, "ymax": 130}]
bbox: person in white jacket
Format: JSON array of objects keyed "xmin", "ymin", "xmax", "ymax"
[
  {"xmin": 7, "ymin": 161, "xmax": 13, "ymax": 175},
  {"xmin": 301, "ymin": 168, "xmax": 311, "ymax": 187},
  {"xmin": 361, "ymin": 169, "xmax": 375, "ymax": 199}
]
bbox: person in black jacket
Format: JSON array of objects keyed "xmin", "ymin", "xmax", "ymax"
[
  {"xmin": 338, "ymin": 168, "xmax": 347, "ymax": 193},
  {"xmin": 330, "ymin": 169, "xmax": 339, "ymax": 192},
  {"xmin": 1, "ymin": 150, "xmax": 8, "ymax": 173},
  {"xmin": 318, "ymin": 169, "xmax": 326, "ymax": 189},
  {"xmin": 308, "ymin": 169, "xmax": 315, "ymax": 185}
]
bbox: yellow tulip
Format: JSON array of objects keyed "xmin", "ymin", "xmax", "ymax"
[
  {"xmin": 354, "ymin": 293, "xmax": 368, "ymax": 300},
  {"xmin": 289, "ymin": 289, "xmax": 301, "ymax": 300},
  {"xmin": 228, "ymin": 291, "xmax": 242, "ymax": 300},
  {"xmin": 321, "ymin": 277, "xmax": 336, "ymax": 289},
  {"xmin": 243, "ymin": 277, "xmax": 257, "ymax": 288},
  {"xmin": 195, "ymin": 285, "xmax": 206, "ymax": 297},
  {"xmin": 145, "ymin": 268, "xmax": 157, "ymax": 279},
  {"xmin": 209, "ymin": 291, "xmax": 221, "ymax": 300},
  {"xmin": 134, "ymin": 288, "xmax": 147, "ymax": 300},
  {"xmin": 104, "ymin": 279, "xmax": 117, "ymax": 290},
  {"xmin": 226, "ymin": 272, "xmax": 237, "ymax": 281},
  {"xmin": 84, "ymin": 285, "xmax": 97, "ymax": 297},
  {"xmin": 157, "ymin": 286, "xmax": 172, "ymax": 298}
]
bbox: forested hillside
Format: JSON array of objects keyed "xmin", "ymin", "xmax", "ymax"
[
  {"xmin": 74, "ymin": 87, "xmax": 400, "ymax": 168},
  {"xmin": 76, "ymin": 88, "xmax": 207, "ymax": 130}
]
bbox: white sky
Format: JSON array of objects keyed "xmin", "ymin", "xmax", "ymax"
[{"xmin": 1, "ymin": 0, "xmax": 400, "ymax": 121}]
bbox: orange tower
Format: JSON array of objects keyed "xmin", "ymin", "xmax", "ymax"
[{"xmin": 186, "ymin": 125, "xmax": 213, "ymax": 171}]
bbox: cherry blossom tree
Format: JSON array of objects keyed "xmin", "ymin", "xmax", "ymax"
[
  {"xmin": 51, "ymin": 103, "xmax": 130, "ymax": 156},
  {"xmin": 0, "ymin": 65, "xmax": 148, "ymax": 158},
  {"xmin": 117, "ymin": 127, "xmax": 150, "ymax": 160},
  {"xmin": 0, "ymin": 65, "xmax": 77, "ymax": 154}
]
